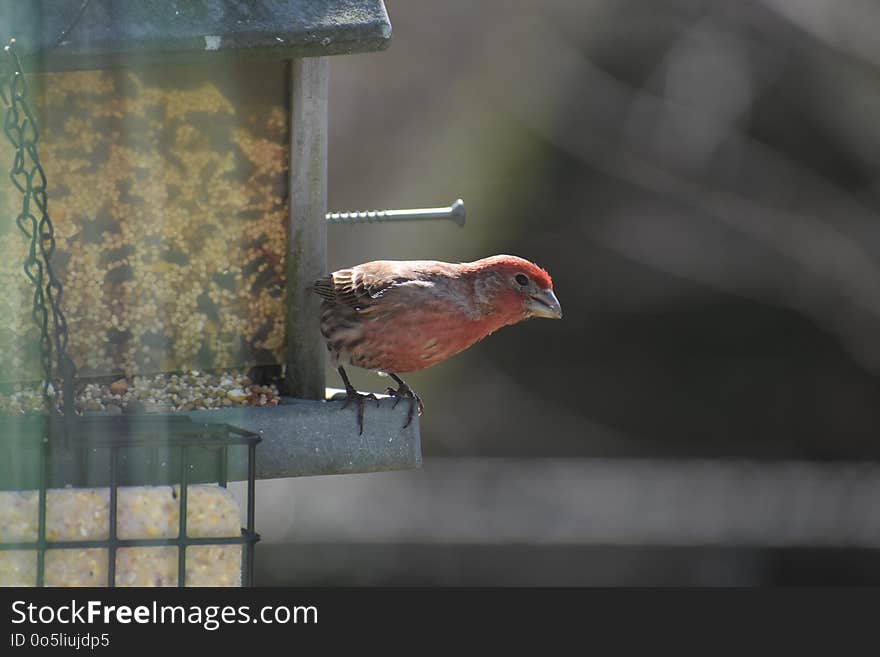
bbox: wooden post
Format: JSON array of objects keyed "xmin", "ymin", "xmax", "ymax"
[{"xmin": 287, "ymin": 57, "xmax": 328, "ymax": 400}]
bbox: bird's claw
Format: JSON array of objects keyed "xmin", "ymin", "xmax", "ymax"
[
  {"xmin": 385, "ymin": 382, "xmax": 423, "ymax": 429},
  {"xmin": 341, "ymin": 388, "xmax": 379, "ymax": 435}
]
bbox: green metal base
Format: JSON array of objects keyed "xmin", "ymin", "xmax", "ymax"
[
  {"xmin": 186, "ymin": 391, "xmax": 422, "ymax": 481},
  {"xmin": 0, "ymin": 390, "xmax": 421, "ymax": 489}
]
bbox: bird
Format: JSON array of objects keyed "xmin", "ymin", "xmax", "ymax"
[{"xmin": 312, "ymin": 254, "xmax": 562, "ymax": 434}]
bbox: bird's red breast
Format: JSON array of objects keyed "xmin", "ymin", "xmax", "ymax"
[{"xmin": 313, "ymin": 255, "xmax": 559, "ymax": 373}]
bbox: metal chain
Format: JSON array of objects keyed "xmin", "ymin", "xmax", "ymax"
[{"xmin": 1, "ymin": 39, "xmax": 76, "ymax": 416}]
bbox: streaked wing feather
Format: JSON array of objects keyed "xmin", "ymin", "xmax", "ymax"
[
  {"xmin": 312, "ymin": 264, "xmax": 403, "ymax": 310},
  {"xmin": 311, "ymin": 276, "xmax": 338, "ymax": 301}
]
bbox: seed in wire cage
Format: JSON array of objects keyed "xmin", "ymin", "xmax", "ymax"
[{"xmin": 0, "ymin": 485, "xmax": 244, "ymax": 587}]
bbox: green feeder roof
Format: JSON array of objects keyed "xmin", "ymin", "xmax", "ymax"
[{"xmin": 0, "ymin": 0, "xmax": 392, "ymax": 71}]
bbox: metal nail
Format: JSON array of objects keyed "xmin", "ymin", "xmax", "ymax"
[{"xmin": 326, "ymin": 198, "xmax": 465, "ymax": 227}]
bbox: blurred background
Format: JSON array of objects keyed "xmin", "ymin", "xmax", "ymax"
[{"xmin": 256, "ymin": 0, "xmax": 880, "ymax": 585}]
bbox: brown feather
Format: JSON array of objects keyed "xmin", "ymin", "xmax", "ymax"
[{"xmin": 312, "ymin": 264, "xmax": 409, "ymax": 310}]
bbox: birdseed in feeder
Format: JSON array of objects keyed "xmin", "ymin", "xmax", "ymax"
[
  {"xmin": 0, "ymin": 63, "xmax": 290, "ymax": 384},
  {"xmin": 0, "ymin": 370, "xmax": 279, "ymax": 415}
]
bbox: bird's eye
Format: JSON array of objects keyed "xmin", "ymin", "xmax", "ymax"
[{"xmin": 515, "ymin": 273, "xmax": 530, "ymax": 286}]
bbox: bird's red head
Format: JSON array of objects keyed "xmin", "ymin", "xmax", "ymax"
[
  {"xmin": 477, "ymin": 254, "xmax": 553, "ymax": 289},
  {"xmin": 465, "ymin": 254, "xmax": 562, "ymax": 322}
]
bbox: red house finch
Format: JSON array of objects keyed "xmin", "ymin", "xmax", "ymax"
[{"xmin": 313, "ymin": 254, "xmax": 562, "ymax": 433}]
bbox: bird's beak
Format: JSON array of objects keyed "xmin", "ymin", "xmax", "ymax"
[{"xmin": 527, "ymin": 288, "xmax": 562, "ymax": 319}]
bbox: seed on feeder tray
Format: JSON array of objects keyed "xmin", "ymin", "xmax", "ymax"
[{"xmin": 226, "ymin": 388, "xmax": 248, "ymax": 403}]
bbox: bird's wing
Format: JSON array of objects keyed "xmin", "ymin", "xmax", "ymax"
[{"xmin": 312, "ymin": 263, "xmax": 405, "ymax": 310}]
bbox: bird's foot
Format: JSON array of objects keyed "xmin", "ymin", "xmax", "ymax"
[
  {"xmin": 341, "ymin": 387, "xmax": 380, "ymax": 435},
  {"xmin": 385, "ymin": 380, "xmax": 424, "ymax": 429}
]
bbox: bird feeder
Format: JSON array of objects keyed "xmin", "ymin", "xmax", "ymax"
[{"xmin": 0, "ymin": 0, "xmax": 428, "ymax": 587}]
